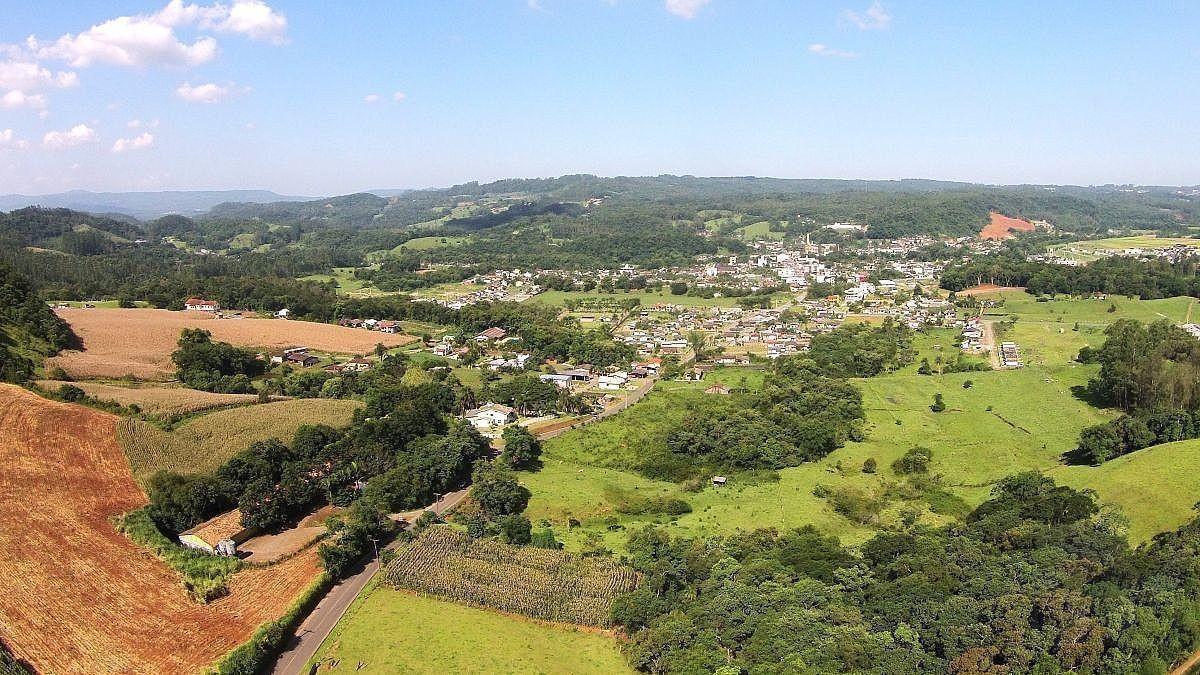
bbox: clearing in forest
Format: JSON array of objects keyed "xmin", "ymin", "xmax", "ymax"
[
  {"xmin": 0, "ymin": 385, "xmax": 322, "ymax": 675},
  {"xmin": 47, "ymin": 307, "xmax": 415, "ymax": 379},
  {"xmin": 979, "ymin": 211, "xmax": 1035, "ymax": 240}
]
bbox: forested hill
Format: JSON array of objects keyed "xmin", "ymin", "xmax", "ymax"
[
  {"xmin": 0, "ymin": 263, "xmax": 76, "ymax": 383},
  {"xmin": 190, "ymin": 175, "xmax": 1199, "ymax": 238},
  {"xmin": 0, "ymin": 207, "xmax": 145, "ymax": 255},
  {"xmin": 0, "ymin": 189, "xmax": 305, "ymax": 220}
]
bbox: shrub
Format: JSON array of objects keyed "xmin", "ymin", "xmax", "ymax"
[
  {"xmin": 862, "ymin": 458, "xmax": 877, "ymax": 474},
  {"xmin": 892, "ymin": 447, "xmax": 933, "ymax": 475}
]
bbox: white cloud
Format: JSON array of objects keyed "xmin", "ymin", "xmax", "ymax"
[
  {"xmin": 665, "ymin": 0, "xmax": 710, "ymax": 19},
  {"xmin": 20, "ymin": 0, "xmax": 286, "ymax": 69},
  {"xmin": 0, "ymin": 89, "xmax": 47, "ymax": 110},
  {"xmin": 127, "ymin": 118, "xmax": 160, "ymax": 129},
  {"xmin": 842, "ymin": 1, "xmax": 890, "ymax": 30},
  {"xmin": 206, "ymin": 0, "xmax": 288, "ymax": 44},
  {"xmin": 0, "ymin": 60, "xmax": 78, "ymax": 91},
  {"xmin": 176, "ymin": 81, "xmax": 245, "ymax": 103},
  {"xmin": 29, "ymin": 15, "xmax": 219, "ymax": 68},
  {"xmin": 364, "ymin": 93, "xmax": 381, "ymax": 103},
  {"xmin": 392, "ymin": 91, "xmax": 406, "ymax": 102},
  {"xmin": 0, "ymin": 129, "xmax": 29, "ymax": 150},
  {"xmin": 527, "ymin": 0, "xmax": 543, "ymax": 10},
  {"xmin": 112, "ymin": 131, "xmax": 155, "ymax": 153},
  {"xmin": 808, "ymin": 43, "xmax": 859, "ymax": 58},
  {"xmin": 43, "ymin": 124, "xmax": 97, "ymax": 149}
]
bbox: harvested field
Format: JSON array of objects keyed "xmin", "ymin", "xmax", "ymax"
[
  {"xmin": 117, "ymin": 398, "xmax": 362, "ymax": 479},
  {"xmin": 0, "ymin": 385, "xmax": 322, "ymax": 675},
  {"xmin": 980, "ymin": 211, "xmax": 1035, "ymax": 240},
  {"xmin": 382, "ymin": 525, "xmax": 639, "ymax": 627},
  {"xmin": 36, "ymin": 379, "xmax": 265, "ymax": 415},
  {"xmin": 47, "ymin": 308, "xmax": 416, "ymax": 379}
]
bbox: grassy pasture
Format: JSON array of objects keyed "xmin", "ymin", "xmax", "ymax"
[
  {"xmin": 392, "ymin": 235, "xmax": 468, "ymax": 251},
  {"xmin": 311, "ymin": 583, "xmax": 631, "ymax": 675},
  {"xmin": 117, "ymin": 398, "xmax": 361, "ymax": 479},
  {"xmin": 736, "ymin": 220, "xmax": 785, "ymax": 241},
  {"xmin": 1052, "ymin": 439, "xmax": 1200, "ymax": 544}
]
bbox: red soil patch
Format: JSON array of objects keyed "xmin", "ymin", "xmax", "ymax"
[
  {"xmin": 0, "ymin": 385, "xmax": 322, "ymax": 674},
  {"xmin": 47, "ymin": 308, "xmax": 416, "ymax": 379},
  {"xmin": 980, "ymin": 212, "xmax": 1035, "ymax": 240}
]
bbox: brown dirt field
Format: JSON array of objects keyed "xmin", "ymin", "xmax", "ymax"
[
  {"xmin": 957, "ymin": 284, "xmax": 1028, "ymax": 296},
  {"xmin": 0, "ymin": 385, "xmax": 322, "ymax": 674},
  {"xmin": 980, "ymin": 211, "xmax": 1035, "ymax": 240},
  {"xmin": 47, "ymin": 308, "xmax": 416, "ymax": 379},
  {"xmin": 35, "ymin": 379, "xmax": 267, "ymax": 415}
]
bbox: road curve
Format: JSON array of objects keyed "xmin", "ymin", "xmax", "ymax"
[
  {"xmin": 268, "ymin": 488, "xmax": 470, "ymax": 675},
  {"xmin": 268, "ymin": 378, "xmax": 657, "ymax": 674}
]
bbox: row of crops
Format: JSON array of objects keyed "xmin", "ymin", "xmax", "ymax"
[{"xmin": 382, "ymin": 526, "xmax": 640, "ymax": 626}]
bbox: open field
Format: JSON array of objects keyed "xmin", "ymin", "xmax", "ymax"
[
  {"xmin": 0, "ymin": 385, "xmax": 322, "ymax": 675},
  {"xmin": 118, "ymin": 398, "xmax": 362, "ymax": 479},
  {"xmin": 1052, "ymin": 439, "xmax": 1200, "ymax": 544},
  {"xmin": 393, "ymin": 235, "xmax": 469, "ymax": 251},
  {"xmin": 382, "ymin": 526, "xmax": 639, "ymax": 627},
  {"xmin": 736, "ymin": 220, "xmax": 785, "ymax": 241},
  {"xmin": 980, "ymin": 211, "xmax": 1034, "ymax": 240},
  {"xmin": 312, "ymin": 583, "xmax": 631, "ymax": 675},
  {"xmin": 47, "ymin": 307, "xmax": 415, "ymax": 379},
  {"xmin": 1051, "ymin": 234, "xmax": 1200, "ymax": 260},
  {"xmin": 36, "ymin": 379, "xmax": 265, "ymax": 415}
]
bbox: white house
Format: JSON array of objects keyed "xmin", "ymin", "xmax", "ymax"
[
  {"xmin": 184, "ymin": 297, "xmax": 220, "ymax": 312},
  {"xmin": 465, "ymin": 403, "xmax": 516, "ymax": 429},
  {"xmin": 598, "ymin": 374, "xmax": 627, "ymax": 390}
]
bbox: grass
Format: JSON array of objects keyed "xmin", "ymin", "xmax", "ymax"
[
  {"xmin": 117, "ymin": 398, "xmax": 362, "ymax": 480},
  {"xmin": 736, "ymin": 220, "xmax": 785, "ymax": 241},
  {"xmin": 392, "ymin": 235, "xmax": 468, "ymax": 251},
  {"xmin": 311, "ymin": 582, "xmax": 631, "ymax": 675},
  {"xmin": 299, "ymin": 267, "xmax": 392, "ymax": 298},
  {"xmin": 1051, "ymin": 439, "xmax": 1200, "ymax": 544},
  {"xmin": 1053, "ymin": 235, "xmax": 1200, "ymax": 261},
  {"xmin": 524, "ymin": 295, "xmax": 1200, "ymax": 551}
]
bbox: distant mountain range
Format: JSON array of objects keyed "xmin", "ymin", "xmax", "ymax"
[{"xmin": 0, "ymin": 189, "xmax": 310, "ymax": 220}]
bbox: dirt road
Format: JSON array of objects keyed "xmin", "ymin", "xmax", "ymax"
[{"xmin": 536, "ymin": 376, "xmax": 657, "ymax": 441}]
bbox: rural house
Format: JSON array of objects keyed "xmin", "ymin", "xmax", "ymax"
[
  {"xmin": 475, "ymin": 327, "xmax": 508, "ymax": 342},
  {"xmin": 178, "ymin": 509, "xmax": 255, "ymax": 556},
  {"xmin": 184, "ymin": 298, "xmax": 220, "ymax": 312},
  {"xmin": 465, "ymin": 403, "xmax": 516, "ymax": 429}
]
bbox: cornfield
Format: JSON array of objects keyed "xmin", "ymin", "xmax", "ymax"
[
  {"xmin": 382, "ymin": 526, "xmax": 640, "ymax": 627},
  {"xmin": 36, "ymin": 380, "xmax": 263, "ymax": 416},
  {"xmin": 117, "ymin": 398, "xmax": 361, "ymax": 479}
]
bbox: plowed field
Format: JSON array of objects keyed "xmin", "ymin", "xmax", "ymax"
[
  {"xmin": 0, "ymin": 385, "xmax": 322, "ymax": 674},
  {"xmin": 47, "ymin": 308, "xmax": 415, "ymax": 379}
]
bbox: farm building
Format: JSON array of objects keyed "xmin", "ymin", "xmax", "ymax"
[
  {"xmin": 465, "ymin": 403, "xmax": 516, "ymax": 429},
  {"xmin": 184, "ymin": 298, "xmax": 220, "ymax": 312},
  {"xmin": 475, "ymin": 326, "xmax": 508, "ymax": 342},
  {"xmin": 178, "ymin": 509, "xmax": 256, "ymax": 556}
]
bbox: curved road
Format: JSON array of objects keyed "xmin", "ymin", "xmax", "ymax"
[
  {"xmin": 268, "ymin": 488, "xmax": 469, "ymax": 675},
  {"xmin": 270, "ymin": 377, "xmax": 657, "ymax": 674}
]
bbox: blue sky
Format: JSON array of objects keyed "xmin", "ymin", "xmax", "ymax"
[{"xmin": 0, "ymin": 0, "xmax": 1197, "ymax": 195}]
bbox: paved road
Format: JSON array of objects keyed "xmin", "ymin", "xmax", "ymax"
[
  {"xmin": 269, "ymin": 488, "xmax": 471, "ymax": 675},
  {"xmin": 269, "ymin": 380, "xmax": 656, "ymax": 674}
]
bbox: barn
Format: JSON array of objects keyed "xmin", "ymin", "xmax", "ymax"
[{"xmin": 178, "ymin": 509, "xmax": 256, "ymax": 556}]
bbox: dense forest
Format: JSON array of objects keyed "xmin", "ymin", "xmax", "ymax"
[
  {"xmin": 0, "ymin": 264, "xmax": 77, "ymax": 382},
  {"xmin": 942, "ymin": 256, "xmax": 1200, "ymax": 299},
  {"xmin": 1072, "ymin": 319, "xmax": 1200, "ymax": 464},
  {"xmin": 612, "ymin": 472, "xmax": 1200, "ymax": 674}
]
